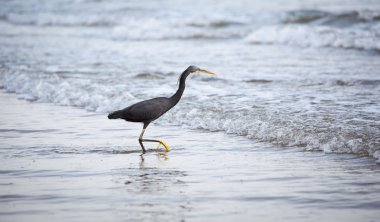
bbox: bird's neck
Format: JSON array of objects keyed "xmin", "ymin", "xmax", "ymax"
[{"xmin": 170, "ymin": 70, "xmax": 190, "ymax": 106}]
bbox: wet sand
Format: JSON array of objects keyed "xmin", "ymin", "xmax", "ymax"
[{"xmin": 1, "ymin": 92, "xmax": 379, "ymax": 222}]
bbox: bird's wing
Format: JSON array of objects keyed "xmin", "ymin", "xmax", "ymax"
[{"xmin": 121, "ymin": 97, "xmax": 170, "ymax": 122}]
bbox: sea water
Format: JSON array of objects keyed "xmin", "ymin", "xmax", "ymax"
[
  {"xmin": 1, "ymin": 0, "xmax": 379, "ymax": 160},
  {"xmin": 0, "ymin": 0, "xmax": 380, "ymax": 221}
]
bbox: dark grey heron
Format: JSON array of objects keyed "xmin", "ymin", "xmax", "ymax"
[{"xmin": 108, "ymin": 65, "xmax": 215, "ymax": 153}]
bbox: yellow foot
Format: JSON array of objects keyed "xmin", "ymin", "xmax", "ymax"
[{"xmin": 156, "ymin": 140, "xmax": 171, "ymax": 152}]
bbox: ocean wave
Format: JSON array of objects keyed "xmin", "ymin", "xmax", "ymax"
[
  {"xmin": 0, "ymin": 69, "xmax": 137, "ymax": 112},
  {"xmin": 111, "ymin": 21, "xmax": 245, "ymax": 41},
  {"xmin": 133, "ymin": 72, "xmax": 165, "ymax": 80},
  {"xmin": 1, "ymin": 11, "xmax": 247, "ymax": 40},
  {"xmin": 162, "ymin": 104, "xmax": 380, "ymax": 162},
  {"xmin": 334, "ymin": 79, "xmax": 380, "ymax": 87},
  {"xmin": 1, "ymin": 70, "xmax": 379, "ymax": 162},
  {"xmin": 245, "ymin": 79, "xmax": 273, "ymax": 84},
  {"xmin": 282, "ymin": 10, "xmax": 330, "ymax": 24},
  {"xmin": 245, "ymin": 25, "xmax": 380, "ymax": 51},
  {"xmin": 2, "ymin": 13, "xmax": 117, "ymax": 27},
  {"xmin": 301, "ymin": 79, "xmax": 380, "ymax": 87},
  {"xmin": 282, "ymin": 10, "xmax": 380, "ymax": 26},
  {"xmin": 186, "ymin": 20, "xmax": 245, "ymax": 28},
  {"xmin": 0, "ymin": 9, "xmax": 249, "ymax": 40}
]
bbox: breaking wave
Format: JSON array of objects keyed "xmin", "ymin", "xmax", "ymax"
[
  {"xmin": 281, "ymin": 10, "xmax": 380, "ymax": 25},
  {"xmin": 245, "ymin": 9, "xmax": 380, "ymax": 51},
  {"xmin": 163, "ymin": 104, "xmax": 380, "ymax": 160},
  {"xmin": 0, "ymin": 12, "xmax": 247, "ymax": 40},
  {"xmin": 1, "ymin": 13, "xmax": 117, "ymax": 27},
  {"xmin": 1, "ymin": 69, "xmax": 379, "ymax": 162},
  {"xmin": 245, "ymin": 25, "xmax": 380, "ymax": 51}
]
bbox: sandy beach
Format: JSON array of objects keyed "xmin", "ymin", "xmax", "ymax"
[{"xmin": 1, "ymin": 92, "xmax": 379, "ymax": 222}]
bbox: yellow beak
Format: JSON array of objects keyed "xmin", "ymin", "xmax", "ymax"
[{"xmin": 199, "ymin": 69, "xmax": 215, "ymax": 75}]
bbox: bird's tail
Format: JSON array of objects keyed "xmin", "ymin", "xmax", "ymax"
[{"xmin": 108, "ymin": 110, "xmax": 122, "ymax": 119}]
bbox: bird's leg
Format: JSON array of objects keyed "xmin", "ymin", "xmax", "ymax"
[
  {"xmin": 138, "ymin": 124, "xmax": 170, "ymax": 152},
  {"xmin": 138, "ymin": 127, "xmax": 147, "ymax": 154}
]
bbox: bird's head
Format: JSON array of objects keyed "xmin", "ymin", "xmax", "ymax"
[{"xmin": 187, "ymin": 65, "xmax": 215, "ymax": 75}]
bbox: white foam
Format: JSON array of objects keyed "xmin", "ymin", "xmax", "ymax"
[
  {"xmin": 160, "ymin": 103, "xmax": 380, "ymax": 162},
  {"xmin": 245, "ymin": 25, "xmax": 380, "ymax": 51},
  {"xmin": 5, "ymin": 12, "xmax": 117, "ymax": 27},
  {"xmin": 0, "ymin": 70, "xmax": 137, "ymax": 113},
  {"xmin": 111, "ymin": 18, "xmax": 246, "ymax": 41},
  {"xmin": 2, "ymin": 11, "xmax": 247, "ymax": 40}
]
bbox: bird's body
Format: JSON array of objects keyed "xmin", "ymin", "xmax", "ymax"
[
  {"xmin": 108, "ymin": 65, "xmax": 214, "ymax": 153},
  {"xmin": 108, "ymin": 97, "xmax": 172, "ymax": 124}
]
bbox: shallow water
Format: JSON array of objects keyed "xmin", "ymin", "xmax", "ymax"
[{"xmin": 1, "ymin": 93, "xmax": 380, "ymax": 222}]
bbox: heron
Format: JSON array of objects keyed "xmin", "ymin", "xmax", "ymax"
[{"xmin": 107, "ymin": 65, "xmax": 215, "ymax": 153}]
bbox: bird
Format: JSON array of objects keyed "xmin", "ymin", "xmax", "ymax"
[{"xmin": 107, "ymin": 65, "xmax": 215, "ymax": 154}]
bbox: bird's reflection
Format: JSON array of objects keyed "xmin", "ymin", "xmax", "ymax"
[
  {"xmin": 139, "ymin": 154, "xmax": 145, "ymax": 168},
  {"xmin": 121, "ymin": 152, "xmax": 187, "ymax": 195},
  {"xmin": 139, "ymin": 152, "xmax": 168, "ymax": 169},
  {"xmin": 157, "ymin": 152, "xmax": 169, "ymax": 161},
  {"xmin": 119, "ymin": 152, "xmax": 188, "ymax": 216}
]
